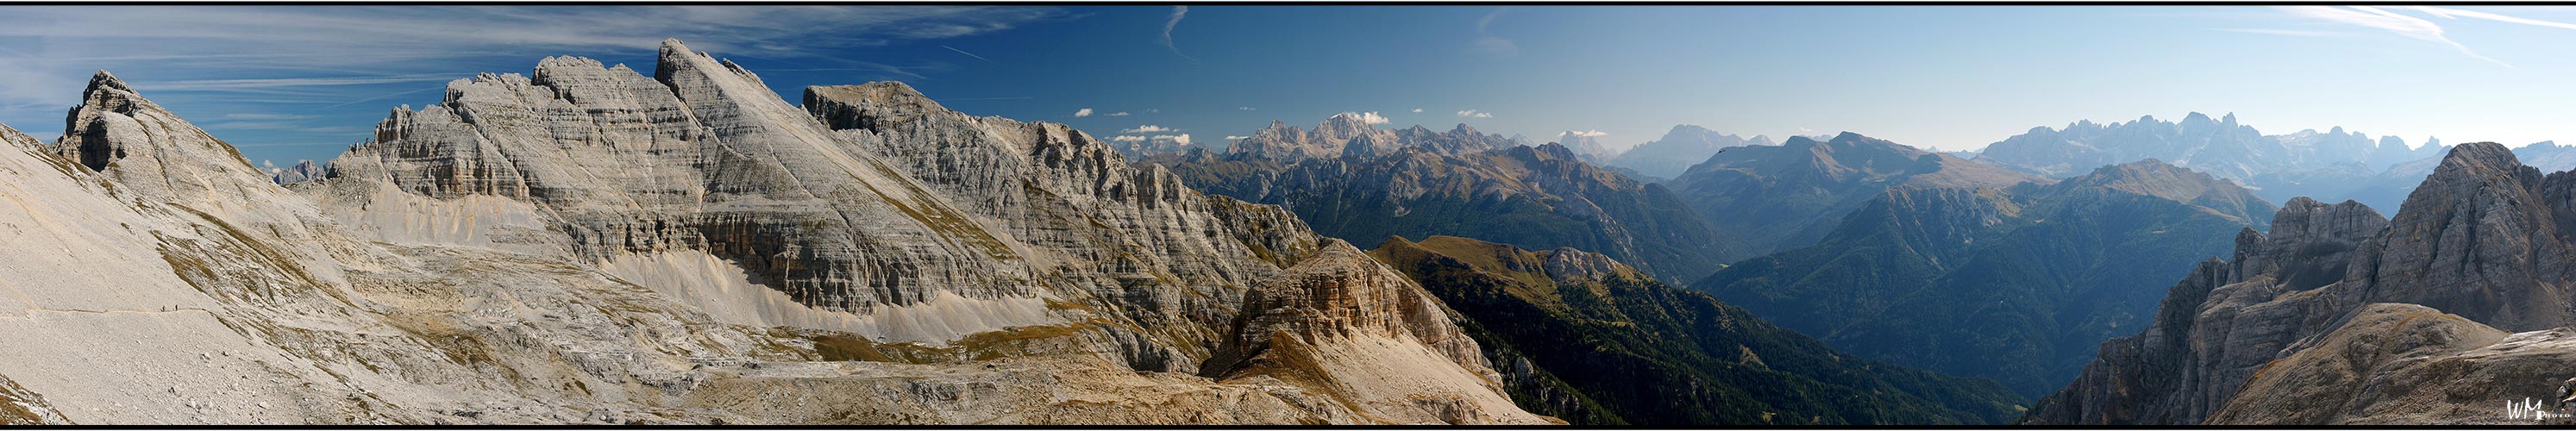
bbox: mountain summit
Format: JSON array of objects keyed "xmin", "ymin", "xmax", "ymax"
[
  {"xmin": 2029, "ymin": 142, "xmax": 2576, "ymax": 424},
  {"xmin": 0, "ymin": 39, "xmax": 1551, "ymax": 425}
]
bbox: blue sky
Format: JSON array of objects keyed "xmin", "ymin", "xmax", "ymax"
[{"xmin": 7, "ymin": 5, "xmax": 2576, "ymax": 166}]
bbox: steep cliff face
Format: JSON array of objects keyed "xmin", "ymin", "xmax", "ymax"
[
  {"xmin": 1159, "ymin": 129, "xmax": 1740, "ymax": 283},
  {"xmin": 0, "ymin": 39, "xmax": 1540, "ymax": 425},
  {"xmin": 2029, "ymin": 142, "xmax": 2576, "ymax": 425},
  {"xmin": 1369, "ymin": 235, "xmax": 2028, "ymax": 425},
  {"xmin": 317, "ymin": 41, "xmax": 1331, "ymax": 371},
  {"xmin": 1697, "ymin": 159, "xmax": 2275, "ymax": 398}
]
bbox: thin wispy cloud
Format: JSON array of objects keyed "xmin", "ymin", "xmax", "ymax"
[
  {"xmin": 941, "ymin": 45, "xmax": 999, "ymax": 64},
  {"xmin": 1457, "ymin": 109, "xmax": 1493, "ymax": 118},
  {"xmin": 1122, "ymin": 125, "xmax": 1174, "ymax": 133},
  {"xmin": 134, "ymin": 74, "xmax": 463, "ymax": 91},
  {"xmin": 2411, "ymin": 6, "xmax": 2576, "ymax": 31},
  {"xmin": 1473, "ymin": 7, "xmax": 1518, "ymax": 58},
  {"xmin": 1108, "ymin": 111, "xmax": 1130, "ymax": 116},
  {"xmin": 1160, "ymin": 6, "xmax": 1201, "ymax": 64},
  {"xmin": 2275, "ymin": 5, "xmax": 2507, "ymax": 66}
]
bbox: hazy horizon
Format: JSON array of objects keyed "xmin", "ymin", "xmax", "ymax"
[{"xmin": 6, "ymin": 5, "xmax": 2576, "ymax": 166}]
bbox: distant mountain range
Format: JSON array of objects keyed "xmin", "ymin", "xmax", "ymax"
[
  {"xmin": 1603, "ymin": 125, "xmax": 1777, "ymax": 180},
  {"xmin": 1153, "ymin": 116, "xmax": 1746, "ymax": 282},
  {"xmin": 1696, "ymin": 159, "xmax": 2276, "ymax": 398},
  {"xmin": 1662, "ymin": 132, "xmax": 2040, "ymax": 256},
  {"xmin": 1972, "ymin": 113, "xmax": 2445, "ymax": 210}
]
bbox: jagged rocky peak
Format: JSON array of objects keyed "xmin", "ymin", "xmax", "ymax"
[
  {"xmin": 2, "ymin": 38, "xmax": 1552, "ymax": 425},
  {"xmin": 2028, "ymin": 141, "xmax": 2576, "ymax": 425},
  {"xmin": 2228, "ymin": 197, "xmax": 2386, "ymax": 291},
  {"xmin": 267, "ymin": 159, "xmax": 326, "ymax": 184},
  {"xmin": 804, "ymin": 81, "xmax": 947, "ymax": 131},
  {"xmin": 54, "ymin": 71, "xmax": 271, "ymax": 202},
  {"xmin": 1552, "ymin": 130, "xmax": 1615, "ymax": 161},
  {"xmin": 2261, "ymin": 197, "xmax": 2385, "ymax": 253},
  {"xmin": 2359, "ymin": 141, "xmax": 2576, "ymax": 332}
]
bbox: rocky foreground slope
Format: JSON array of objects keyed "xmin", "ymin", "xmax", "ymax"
[
  {"xmin": 0, "ymin": 39, "xmax": 1553, "ymax": 424},
  {"xmin": 2027, "ymin": 142, "xmax": 2576, "ymax": 425}
]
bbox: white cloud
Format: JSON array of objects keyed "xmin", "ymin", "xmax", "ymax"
[
  {"xmin": 1123, "ymin": 125, "xmax": 1174, "ymax": 133},
  {"xmin": 1568, "ymin": 129, "xmax": 1608, "ymax": 137},
  {"xmin": 1337, "ymin": 111, "xmax": 1389, "ymax": 125},
  {"xmin": 1157, "ymin": 134, "xmax": 1191, "ymax": 146},
  {"xmin": 1145, "ymin": 108, "xmax": 1159, "ymax": 113},
  {"xmin": 1456, "ymin": 109, "xmax": 1493, "ymax": 118},
  {"xmin": 1074, "ymin": 108, "xmax": 1094, "ymax": 117},
  {"xmin": 1110, "ymin": 135, "xmax": 1148, "ymax": 142},
  {"xmin": 1108, "ymin": 111, "xmax": 1130, "ymax": 116},
  {"xmin": 1411, "ymin": 108, "xmax": 1424, "ymax": 113},
  {"xmin": 2277, "ymin": 6, "xmax": 2506, "ymax": 66},
  {"xmin": 1225, "ymin": 135, "xmax": 1250, "ymax": 140},
  {"xmin": 1238, "ymin": 106, "xmax": 1256, "ymax": 110}
]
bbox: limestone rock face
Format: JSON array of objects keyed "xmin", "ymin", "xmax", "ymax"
[
  {"xmin": 0, "ymin": 38, "xmax": 1541, "ymax": 425},
  {"xmin": 1202, "ymin": 240, "xmax": 1547, "ymax": 425},
  {"xmin": 2029, "ymin": 142, "xmax": 2576, "ymax": 425},
  {"xmin": 798, "ymin": 79, "xmax": 1346, "ymax": 368},
  {"xmin": 2353, "ymin": 142, "xmax": 2576, "ymax": 332},
  {"xmin": 319, "ymin": 40, "xmax": 1309, "ymax": 365},
  {"xmin": 2203, "ymin": 303, "xmax": 2566, "ymax": 425}
]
